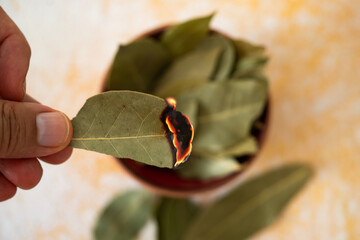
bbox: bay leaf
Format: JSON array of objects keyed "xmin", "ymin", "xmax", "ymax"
[
  {"xmin": 177, "ymin": 155, "xmax": 242, "ymax": 181},
  {"xmin": 177, "ymin": 80, "xmax": 267, "ymax": 154},
  {"xmin": 105, "ymin": 38, "xmax": 170, "ymax": 93},
  {"xmin": 94, "ymin": 190, "xmax": 156, "ymax": 240},
  {"xmin": 156, "ymin": 197, "xmax": 199, "ymax": 240},
  {"xmin": 232, "ymin": 39, "xmax": 268, "ymax": 80},
  {"xmin": 154, "ymin": 78, "xmax": 208, "ymax": 99},
  {"xmin": 232, "ymin": 39, "xmax": 266, "ymax": 58},
  {"xmin": 232, "ymin": 56, "xmax": 269, "ymax": 79},
  {"xmin": 196, "ymin": 136, "xmax": 258, "ymax": 158},
  {"xmin": 70, "ymin": 91, "xmax": 175, "ymax": 168},
  {"xmin": 161, "ymin": 14, "xmax": 213, "ymax": 58},
  {"xmin": 184, "ymin": 164, "xmax": 313, "ymax": 240},
  {"xmin": 154, "ymin": 46, "xmax": 222, "ymax": 98},
  {"xmin": 176, "ymin": 99, "xmax": 199, "ymax": 131},
  {"xmin": 196, "ymin": 34, "xmax": 236, "ymax": 81}
]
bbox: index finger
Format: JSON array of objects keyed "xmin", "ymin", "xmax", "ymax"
[{"xmin": 0, "ymin": 7, "xmax": 31, "ymax": 101}]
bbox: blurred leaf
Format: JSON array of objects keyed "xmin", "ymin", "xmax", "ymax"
[
  {"xmin": 161, "ymin": 14, "xmax": 213, "ymax": 58},
  {"xmin": 154, "ymin": 46, "xmax": 222, "ymax": 98},
  {"xmin": 177, "ymin": 80, "xmax": 267, "ymax": 154},
  {"xmin": 105, "ymin": 38, "xmax": 170, "ymax": 93},
  {"xmin": 231, "ymin": 39, "xmax": 268, "ymax": 80},
  {"xmin": 196, "ymin": 34, "xmax": 236, "ymax": 81},
  {"xmin": 156, "ymin": 198, "xmax": 199, "ymax": 240},
  {"xmin": 232, "ymin": 39, "xmax": 266, "ymax": 58},
  {"xmin": 233, "ymin": 57, "xmax": 268, "ymax": 79},
  {"xmin": 197, "ymin": 136, "xmax": 258, "ymax": 158},
  {"xmin": 94, "ymin": 190, "xmax": 156, "ymax": 240},
  {"xmin": 178, "ymin": 155, "xmax": 242, "ymax": 180},
  {"xmin": 184, "ymin": 164, "xmax": 313, "ymax": 240},
  {"xmin": 154, "ymin": 78, "xmax": 208, "ymax": 99},
  {"xmin": 70, "ymin": 91, "xmax": 176, "ymax": 168},
  {"xmin": 177, "ymin": 99, "xmax": 199, "ymax": 131}
]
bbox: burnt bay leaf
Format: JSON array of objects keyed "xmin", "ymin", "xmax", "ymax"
[
  {"xmin": 94, "ymin": 190, "xmax": 156, "ymax": 240},
  {"xmin": 70, "ymin": 91, "xmax": 175, "ymax": 168},
  {"xmin": 105, "ymin": 38, "xmax": 170, "ymax": 93},
  {"xmin": 197, "ymin": 136, "xmax": 258, "ymax": 159},
  {"xmin": 177, "ymin": 80, "xmax": 267, "ymax": 154},
  {"xmin": 156, "ymin": 197, "xmax": 199, "ymax": 240},
  {"xmin": 161, "ymin": 14, "xmax": 213, "ymax": 58},
  {"xmin": 154, "ymin": 46, "xmax": 222, "ymax": 98},
  {"xmin": 177, "ymin": 155, "xmax": 242, "ymax": 181},
  {"xmin": 196, "ymin": 34, "xmax": 236, "ymax": 81},
  {"xmin": 184, "ymin": 164, "xmax": 313, "ymax": 240}
]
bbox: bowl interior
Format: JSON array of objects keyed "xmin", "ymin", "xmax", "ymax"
[{"xmin": 106, "ymin": 26, "xmax": 270, "ymax": 196}]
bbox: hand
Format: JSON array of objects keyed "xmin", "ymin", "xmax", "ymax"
[{"xmin": 0, "ymin": 7, "xmax": 73, "ymax": 201}]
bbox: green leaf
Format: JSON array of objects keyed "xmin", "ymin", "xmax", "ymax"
[
  {"xmin": 70, "ymin": 91, "xmax": 175, "ymax": 168},
  {"xmin": 197, "ymin": 136, "xmax": 258, "ymax": 158},
  {"xmin": 232, "ymin": 39, "xmax": 266, "ymax": 58},
  {"xmin": 161, "ymin": 14, "xmax": 213, "ymax": 58},
  {"xmin": 232, "ymin": 39, "xmax": 268, "ymax": 80},
  {"xmin": 177, "ymin": 155, "xmax": 242, "ymax": 180},
  {"xmin": 177, "ymin": 80, "xmax": 267, "ymax": 154},
  {"xmin": 233, "ymin": 57, "xmax": 268, "ymax": 79},
  {"xmin": 94, "ymin": 190, "xmax": 156, "ymax": 240},
  {"xmin": 176, "ymin": 99, "xmax": 199, "ymax": 131},
  {"xmin": 196, "ymin": 34, "xmax": 236, "ymax": 81},
  {"xmin": 105, "ymin": 38, "xmax": 170, "ymax": 93},
  {"xmin": 156, "ymin": 197, "xmax": 199, "ymax": 240},
  {"xmin": 184, "ymin": 164, "xmax": 313, "ymax": 240},
  {"xmin": 154, "ymin": 46, "xmax": 222, "ymax": 98}
]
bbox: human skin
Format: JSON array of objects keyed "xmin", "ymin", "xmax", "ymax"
[{"xmin": 0, "ymin": 7, "xmax": 73, "ymax": 201}]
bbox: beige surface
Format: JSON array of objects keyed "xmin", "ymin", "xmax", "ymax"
[{"xmin": 1, "ymin": 0, "xmax": 360, "ymax": 239}]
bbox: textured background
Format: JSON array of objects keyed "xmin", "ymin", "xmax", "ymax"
[{"xmin": 1, "ymin": 0, "xmax": 360, "ymax": 239}]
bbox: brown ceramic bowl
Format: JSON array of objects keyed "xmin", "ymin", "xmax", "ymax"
[{"xmin": 102, "ymin": 26, "xmax": 270, "ymax": 198}]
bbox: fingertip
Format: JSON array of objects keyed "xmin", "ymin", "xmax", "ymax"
[
  {"xmin": 36, "ymin": 111, "xmax": 73, "ymax": 148},
  {"xmin": 0, "ymin": 173, "xmax": 17, "ymax": 202},
  {"xmin": 0, "ymin": 158, "xmax": 43, "ymax": 190},
  {"xmin": 38, "ymin": 147, "xmax": 73, "ymax": 165}
]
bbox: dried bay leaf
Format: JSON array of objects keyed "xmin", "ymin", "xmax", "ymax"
[
  {"xmin": 70, "ymin": 91, "xmax": 175, "ymax": 168},
  {"xmin": 156, "ymin": 198, "xmax": 199, "ymax": 240},
  {"xmin": 184, "ymin": 164, "xmax": 313, "ymax": 240},
  {"xmin": 233, "ymin": 57, "xmax": 269, "ymax": 79},
  {"xmin": 105, "ymin": 38, "xmax": 170, "ymax": 93},
  {"xmin": 161, "ymin": 14, "xmax": 213, "ymax": 58},
  {"xmin": 177, "ymin": 80, "xmax": 267, "ymax": 154},
  {"xmin": 196, "ymin": 34, "xmax": 236, "ymax": 81},
  {"xmin": 94, "ymin": 190, "xmax": 156, "ymax": 240},
  {"xmin": 196, "ymin": 136, "xmax": 258, "ymax": 158},
  {"xmin": 176, "ymin": 99, "xmax": 199, "ymax": 131},
  {"xmin": 232, "ymin": 39, "xmax": 266, "ymax": 58},
  {"xmin": 154, "ymin": 46, "xmax": 222, "ymax": 98},
  {"xmin": 177, "ymin": 155, "xmax": 242, "ymax": 181},
  {"xmin": 232, "ymin": 39, "xmax": 268, "ymax": 80},
  {"xmin": 154, "ymin": 78, "xmax": 208, "ymax": 99}
]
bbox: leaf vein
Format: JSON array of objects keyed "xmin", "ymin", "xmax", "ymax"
[
  {"xmin": 136, "ymin": 139, "xmax": 155, "ymax": 164},
  {"xmin": 108, "ymin": 140, "xmax": 121, "ymax": 156},
  {"xmin": 72, "ymin": 134, "xmax": 166, "ymax": 141},
  {"xmin": 104, "ymin": 107, "xmax": 126, "ymax": 137}
]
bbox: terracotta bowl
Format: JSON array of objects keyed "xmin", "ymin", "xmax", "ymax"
[{"xmin": 102, "ymin": 26, "xmax": 270, "ymax": 198}]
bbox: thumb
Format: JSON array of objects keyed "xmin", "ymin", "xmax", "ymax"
[{"xmin": 0, "ymin": 100, "xmax": 72, "ymax": 158}]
